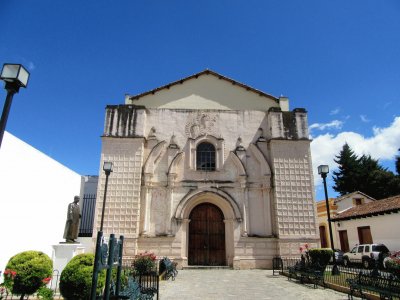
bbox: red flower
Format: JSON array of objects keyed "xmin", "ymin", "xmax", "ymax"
[
  {"xmin": 3, "ymin": 269, "xmax": 17, "ymax": 279},
  {"xmin": 136, "ymin": 251, "xmax": 156, "ymax": 261},
  {"xmin": 42, "ymin": 277, "xmax": 52, "ymax": 284},
  {"xmin": 299, "ymin": 246, "xmax": 303, "ymax": 253}
]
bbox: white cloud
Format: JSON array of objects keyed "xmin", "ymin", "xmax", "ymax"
[
  {"xmin": 311, "ymin": 116, "xmax": 400, "ymax": 188},
  {"xmin": 309, "ymin": 120, "xmax": 343, "ymax": 132},
  {"xmin": 360, "ymin": 115, "xmax": 370, "ymax": 123},
  {"xmin": 383, "ymin": 102, "xmax": 392, "ymax": 110},
  {"xmin": 28, "ymin": 61, "xmax": 36, "ymax": 70},
  {"xmin": 330, "ymin": 108, "xmax": 340, "ymax": 115}
]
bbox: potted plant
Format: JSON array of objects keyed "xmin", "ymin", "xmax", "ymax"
[{"xmin": 132, "ymin": 252, "xmax": 156, "ymax": 274}]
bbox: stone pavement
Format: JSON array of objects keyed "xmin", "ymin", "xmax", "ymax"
[{"xmin": 159, "ymin": 269, "xmax": 356, "ymax": 300}]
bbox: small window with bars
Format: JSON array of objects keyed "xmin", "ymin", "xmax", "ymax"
[{"xmin": 196, "ymin": 142, "xmax": 216, "ymax": 171}]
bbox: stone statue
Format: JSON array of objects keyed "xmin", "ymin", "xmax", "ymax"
[{"xmin": 63, "ymin": 196, "xmax": 81, "ymax": 243}]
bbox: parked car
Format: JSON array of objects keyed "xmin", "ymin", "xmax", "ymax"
[
  {"xmin": 329, "ymin": 249, "xmax": 344, "ymax": 264},
  {"xmin": 383, "ymin": 250, "xmax": 400, "ymax": 269},
  {"xmin": 334, "ymin": 249, "xmax": 344, "ymax": 264},
  {"xmin": 342, "ymin": 244, "xmax": 390, "ymax": 269}
]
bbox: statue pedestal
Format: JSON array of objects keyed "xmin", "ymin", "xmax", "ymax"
[{"xmin": 52, "ymin": 243, "xmax": 85, "ymax": 277}]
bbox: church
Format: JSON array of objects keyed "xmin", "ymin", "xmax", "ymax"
[{"xmin": 93, "ymin": 70, "xmax": 319, "ymax": 269}]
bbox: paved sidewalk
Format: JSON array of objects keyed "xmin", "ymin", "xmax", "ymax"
[{"xmin": 159, "ymin": 269, "xmax": 355, "ymax": 300}]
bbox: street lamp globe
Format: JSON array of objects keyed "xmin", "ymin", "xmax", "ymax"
[
  {"xmin": 318, "ymin": 164, "xmax": 329, "ymax": 176},
  {"xmin": 103, "ymin": 161, "xmax": 113, "ymax": 174},
  {"xmin": 0, "ymin": 63, "xmax": 30, "ymax": 149},
  {"xmin": 1, "ymin": 64, "xmax": 30, "ymax": 91}
]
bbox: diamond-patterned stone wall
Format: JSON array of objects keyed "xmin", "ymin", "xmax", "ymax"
[
  {"xmin": 94, "ymin": 138, "xmax": 144, "ymax": 239},
  {"xmin": 269, "ymin": 140, "xmax": 317, "ymax": 238}
]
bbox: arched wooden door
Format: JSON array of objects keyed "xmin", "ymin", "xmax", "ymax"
[{"xmin": 188, "ymin": 203, "xmax": 226, "ymax": 266}]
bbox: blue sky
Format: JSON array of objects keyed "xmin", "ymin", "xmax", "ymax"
[{"xmin": 1, "ymin": 1, "xmax": 399, "ymax": 200}]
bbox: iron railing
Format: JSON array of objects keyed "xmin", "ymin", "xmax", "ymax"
[
  {"xmin": 79, "ymin": 193, "xmax": 97, "ymax": 237},
  {"xmin": 280, "ymin": 257, "xmax": 398, "ymax": 298}
]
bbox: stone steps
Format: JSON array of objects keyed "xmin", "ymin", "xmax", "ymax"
[{"xmin": 182, "ymin": 265, "xmax": 231, "ymax": 270}]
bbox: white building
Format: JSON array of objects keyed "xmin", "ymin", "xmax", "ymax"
[
  {"xmin": 0, "ymin": 132, "xmax": 81, "ymax": 273},
  {"xmin": 93, "ymin": 70, "xmax": 319, "ymax": 269}
]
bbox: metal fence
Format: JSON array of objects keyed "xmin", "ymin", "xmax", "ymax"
[
  {"xmin": 280, "ymin": 257, "xmax": 398, "ymax": 298},
  {"xmin": 79, "ymin": 193, "xmax": 97, "ymax": 237},
  {"xmin": 281, "ymin": 257, "xmax": 367, "ymax": 285}
]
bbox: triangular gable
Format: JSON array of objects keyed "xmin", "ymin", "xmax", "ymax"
[
  {"xmin": 126, "ymin": 70, "xmax": 283, "ymax": 111},
  {"xmin": 334, "ymin": 191, "xmax": 376, "ymax": 204}
]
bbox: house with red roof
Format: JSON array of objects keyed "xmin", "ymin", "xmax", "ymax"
[
  {"xmin": 317, "ymin": 191, "xmax": 375, "ymax": 251},
  {"xmin": 331, "ymin": 194, "xmax": 400, "ymax": 252}
]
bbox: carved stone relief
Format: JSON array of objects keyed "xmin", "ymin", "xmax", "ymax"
[{"xmin": 185, "ymin": 112, "xmax": 219, "ymax": 138}]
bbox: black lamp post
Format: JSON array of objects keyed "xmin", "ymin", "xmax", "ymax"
[
  {"xmin": 100, "ymin": 161, "xmax": 113, "ymax": 232},
  {"xmin": 318, "ymin": 164, "xmax": 340, "ymax": 275},
  {"xmin": 91, "ymin": 161, "xmax": 113, "ymax": 299},
  {"xmin": 0, "ymin": 64, "xmax": 30, "ymax": 149}
]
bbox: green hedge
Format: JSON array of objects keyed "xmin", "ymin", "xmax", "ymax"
[
  {"xmin": 60, "ymin": 253, "xmax": 105, "ymax": 300},
  {"xmin": 308, "ymin": 248, "xmax": 333, "ymax": 266},
  {"xmin": 4, "ymin": 251, "xmax": 52, "ymax": 298}
]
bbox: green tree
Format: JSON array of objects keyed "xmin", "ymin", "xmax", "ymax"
[
  {"xmin": 357, "ymin": 154, "xmax": 385, "ymax": 198},
  {"xmin": 396, "ymin": 148, "xmax": 400, "ymax": 175},
  {"xmin": 332, "ymin": 143, "xmax": 361, "ymax": 195},
  {"xmin": 355, "ymin": 153, "xmax": 400, "ymax": 199},
  {"xmin": 332, "ymin": 144, "xmax": 400, "ymax": 199}
]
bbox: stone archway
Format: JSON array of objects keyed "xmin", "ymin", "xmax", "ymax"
[
  {"xmin": 175, "ymin": 189, "xmax": 240, "ymax": 267},
  {"xmin": 188, "ymin": 203, "xmax": 226, "ymax": 266}
]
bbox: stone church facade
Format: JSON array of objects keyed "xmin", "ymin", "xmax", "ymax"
[{"xmin": 93, "ymin": 70, "xmax": 318, "ymax": 269}]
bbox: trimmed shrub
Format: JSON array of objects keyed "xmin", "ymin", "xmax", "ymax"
[
  {"xmin": 3, "ymin": 251, "xmax": 52, "ymax": 298},
  {"xmin": 60, "ymin": 253, "xmax": 105, "ymax": 300},
  {"xmin": 308, "ymin": 248, "xmax": 333, "ymax": 266},
  {"xmin": 37, "ymin": 286, "xmax": 54, "ymax": 300}
]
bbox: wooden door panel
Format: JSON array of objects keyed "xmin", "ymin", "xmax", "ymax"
[
  {"xmin": 358, "ymin": 226, "xmax": 373, "ymax": 244},
  {"xmin": 319, "ymin": 226, "xmax": 328, "ymax": 248},
  {"xmin": 339, "ymin": 230, "xmax": 349, "ymax": 252},
  {"xmin": 189, "ymin": 203, "xmax": 226, "ymax": 266}
]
